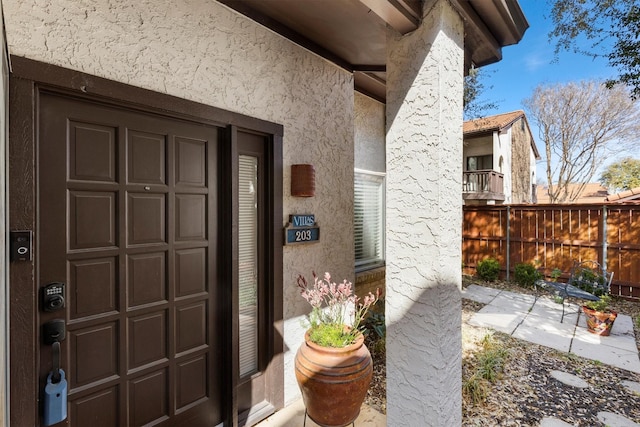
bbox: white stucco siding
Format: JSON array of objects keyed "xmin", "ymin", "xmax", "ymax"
[
  {"xmin": 3, "ymin": 0, "xmax": 355, "ymax": 404},
  {"xmin": 498, "ymin": 128, "xmax": 513, "ymax": 203},
  {"xmin": 530, "ymin": 147, "xmax": 538, "ymax": 185},
  {"xmin": 354, "ymin": 92, "xmax": 385, "ymax": 173},
  {"xmin": 385, "ymin": 0, "xmax": 463, "ymax": 424}
]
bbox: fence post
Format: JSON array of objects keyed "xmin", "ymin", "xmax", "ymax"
[
  {"xmin": 602, "ymin": 204, "xmax": 608, "ymax": 272},
  {"xmin": 506, "ymin": 205, "xmax": 510, "ymax": 281}
]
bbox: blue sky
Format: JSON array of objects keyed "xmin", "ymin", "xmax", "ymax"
[{"xmin": 479, "ymin": 1, "xmax": 634, "ymax": 182}]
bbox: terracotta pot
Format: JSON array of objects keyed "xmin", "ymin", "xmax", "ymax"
[
  {"xmin": 582, "ymin": 306, "xmax": 618, "ymax": 336},
  {"xmin": 294, "ymin": 329, "xmax": 373, "ymax": 427}
]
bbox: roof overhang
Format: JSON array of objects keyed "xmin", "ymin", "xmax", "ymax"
[{"xmin": 218, "ymin": 0, "xmax": 529, "ymax": 102}]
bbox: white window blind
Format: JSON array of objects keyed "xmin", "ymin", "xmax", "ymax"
[
  {"xmin": 354, "ymin": 170, "xmax": 385, "ymax": 270},
  {"xmin": 238, "ymin": 155, "xmax": 258, "ymax": 378}
]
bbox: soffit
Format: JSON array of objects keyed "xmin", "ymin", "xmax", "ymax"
[{"xmin": 218, "ymin": 0, "xmax": 528, "ymax": 102}]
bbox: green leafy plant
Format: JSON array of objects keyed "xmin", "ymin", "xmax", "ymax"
[
  {"xmin": 573, "ymin": 267, "xmax": 607, "ymax": 296},
  {"xmin": 476, "ymin": 344, "xmax": 507, "ymax": 382},
  {"xmin": 514, "ymin": 263, "xmax": 542, "ymax": 288},
  {"xmin": 584, "ymin": 295, "xmax": 612, "ymax": 312},
  {"xmin": 476, "ymin": 258, "xmax": 500, "ymax": 282},
  {"xmin": 551, "ymin": 268, "xmax": 562, "ymax": 282},
  {"xmin": 297, "ymin": 272, "xmax": 379, "ymax": 348},
  {"xmin": 361, "ymin": 311, "xmax": 385, "ymax": 340}
]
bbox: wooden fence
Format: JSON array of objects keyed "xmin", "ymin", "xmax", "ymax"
[{"xmin": 462, "ymin": 203, "xmax": 640, "ymax": 300}]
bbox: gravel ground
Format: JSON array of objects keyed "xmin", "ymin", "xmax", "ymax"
[{"xmin": 363, "ymin": 276, "xmax": 640, "ymax": 426}]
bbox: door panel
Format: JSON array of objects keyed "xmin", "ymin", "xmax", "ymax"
[{"xmin": 38, "ymin": 92, "xmax": 221, "ymax": 426}]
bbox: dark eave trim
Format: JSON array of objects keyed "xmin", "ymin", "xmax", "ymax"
[
  {"xmin": 217, "ymin": 0, "xmax": 354, "ymax": 72},
  {"xmin": 354, "ymin": 71, "xmax": 386, "ymax": 103},
  {"xmin": 359, "ymin": 0, "xmax": 421, "ymax": 34},
  {"xmin": 502, "ymin": 0, "xmax": 530, "ymax": 45},
  {"xmin": 451, "ymin": 0, "xmax": 502, "ymax": 66},
  {"xmin": 352, "ymin": 65, "xmax": 386, "ymax": 72}
]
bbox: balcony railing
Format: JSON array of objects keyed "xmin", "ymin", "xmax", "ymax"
[{"xmin": 462, "ymin": 170, "xmax": 504, "ymax": 201}]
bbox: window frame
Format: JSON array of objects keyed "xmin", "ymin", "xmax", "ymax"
[
  {"xmin": 354, "ymin": 168, "xmax": 386, "ymax": 272},
  {"xmin": 466, "ymin": 154, "xmax": 493, "ymax": 171}
]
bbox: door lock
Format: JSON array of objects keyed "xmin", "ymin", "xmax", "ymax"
[{"xmin": 42, "ymin": 283, "xmax": 66, "ymax": 313}]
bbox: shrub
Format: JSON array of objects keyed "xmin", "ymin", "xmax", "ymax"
[
  {"xmin": 361, "ymin": 311, "xmax": 385, "ymax": 340},
  {"xmin": 463, "ymin": 374, "xmax": 489, "ymax": 405},
  {"xmin": 514, "ymin": 263, "xmax": 542, "ymax": 288},
  {"xmin": 476, "ymin": 258, "xmax": 500, "ymax": 282},
  {"xmin": 462, "ymin": 333, "xmax": 508, "ymax": 406}
]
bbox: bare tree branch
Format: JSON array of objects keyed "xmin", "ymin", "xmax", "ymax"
[{"xmin": 524, "ymin": 80, "xmax": 640, "ymax": 203}]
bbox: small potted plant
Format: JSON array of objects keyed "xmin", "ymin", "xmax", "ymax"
[
  {"xmin": 582, "ymin": 295, "xmax": 618, "ymax": 336},
  {"xmin": 294, "ymin": 272, "xmax": 380, "ymax": 427}
]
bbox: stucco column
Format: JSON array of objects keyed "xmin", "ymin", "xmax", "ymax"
[{"xmin": 385, "ymin": 1, "xmax": 463, "ymax": 425}]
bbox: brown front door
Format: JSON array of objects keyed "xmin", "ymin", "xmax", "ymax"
[{"xmin": 38, "ymin": 91, "xmax": 222, "ymax": 426}]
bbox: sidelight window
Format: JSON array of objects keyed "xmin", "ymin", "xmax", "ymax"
[{"xmin": 238, "ymin": 155, "xmax": 259, "ymax": 377}]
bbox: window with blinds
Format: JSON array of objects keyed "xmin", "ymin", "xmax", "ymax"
[
  {"xmin": 239, "ymin": 155, "xmax": 258, "ymax": 378},
  {"xmin": 354, "ymin": 170, "xmax": 385, "ymax": 270}
]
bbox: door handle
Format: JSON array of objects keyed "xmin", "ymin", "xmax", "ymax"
[
  {"xmin": 42, "ymin": 320, "xmax": 68, "ymax": 425},
  {"xmin": 43, "ymin": 319, "xmax": 66, "ymax": 345}
]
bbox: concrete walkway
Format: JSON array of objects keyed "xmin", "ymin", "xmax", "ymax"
[
  {"xmin": 462, "ymin": 284, "xmax": 640, "ymax": 374},
  {"xmin": 463, "ymin": 284, "xmax": 640, "ymax": 427},
  {"xmin": 254, "ymin": 398, "xmax": 385, "ymax": 427},
  {"xmin": 257, "ymin": 284, "xmax": 640, "ymax": 427}
]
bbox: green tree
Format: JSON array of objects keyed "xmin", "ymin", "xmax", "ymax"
[
  {"xmin": 599, "ymin": 157, "xmax": 640, "ymax": 192},
  {"xmin": 549, "ymin": 0, "xmax": 640, "ymax": 98},
  {"xmin": 524, "ymin": 80, "xmax": 640, "ymax": 203},
  {"xmin": 463, "ymin": 67, "xmax": 499, "ymax": 120}
]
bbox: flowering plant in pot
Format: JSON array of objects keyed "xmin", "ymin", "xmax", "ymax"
[
  {"xmin": 582, "ymin": 295, "xmax": 618, "ymax": 336},
  {"xmin": 294, "ymin": 272, "xmax": 380, "ymax": 427},
  {"xmin": 297, "ymin": 271, "xmax": 379, "ymax": 347}
]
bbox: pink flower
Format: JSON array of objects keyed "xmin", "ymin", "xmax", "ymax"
[{"xmin": 297, "ymin": 271, "xmax": 379, "ymax": 343}]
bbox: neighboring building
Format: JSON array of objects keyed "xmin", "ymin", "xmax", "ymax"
[
  {"xmin": 537, "ymin": 183, "xmax": 609, "ymax": 204},
  {"xmin": 606, "ymin": 187, "xmax": 640, "ymax": 203},
  {"xmin": 0, "ymin": 1, "xmax": 527, "ymax": 426},
  {"xmin": 463, "ymin": 110, "xmax": 540, "ymax": 205}
]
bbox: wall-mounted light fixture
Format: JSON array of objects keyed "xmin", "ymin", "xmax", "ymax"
[{"xmin": 291, "ymin": 164, "xmax": 315, "ymax": 197}]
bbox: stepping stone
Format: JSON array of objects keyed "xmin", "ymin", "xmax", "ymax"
[
  {"xmin": 539, "ymin": 416, "xmax": 574, "ymax": 427},
  {"xmin": 622, "ymin": 380, "xmax": 640, "ymax": 395},
  {"xmin": 597, "ymin": 411, "xmax": 640, "ymax": 427},
  {"xmin": 550, "ymin": 370, "xmax": 588, "ymax": 388},
  {"xmin": 469, "ymin": 298, "xmax": 529, "ymax": 335},
  {"xmin": 461, "ymin": 284, "xmax": 500, "ymax": 304}
]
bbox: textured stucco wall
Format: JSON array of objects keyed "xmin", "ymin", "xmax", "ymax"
[
  {"xmin": 385, "ymin": 0, "xmax": 463, "ymax": 425},
  {"xmin": 3, "ymin": 0, "xmax": 355, "ymax": 405},
  {"xmin": 354, "ymin": 92, "xmax": 385, "ymax": 173},
  {"xmin": 498, "ymin": 129, "xmax": 513, "ymax": 203},
  {"xmin": 530, "ymin": 148, "xmax": 538, "ymax": 187},
  {"xmin": 511, "ymin": 117, "xmax": 535, "ymax": 203}
]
